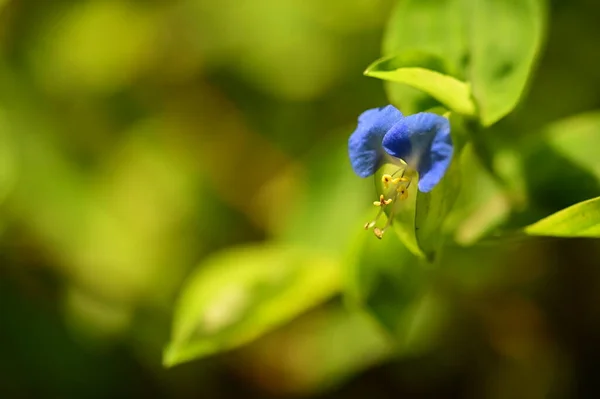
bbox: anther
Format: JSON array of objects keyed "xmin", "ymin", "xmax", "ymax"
[
  {"xmin": 373, "ymin": 194, "xmax": 392, "ymax": 207},
  {"xmin": 381, "ymin": 174, "xmax": 393, "ymax": 189},
  {"xmin": 365, "ymin": 168, "xmax": 414, "ymax": 238},
  {"xmin": 392, "ymin": 176, "xmax": 409, "ymax": 184},
  {"xmin": 397, "ymin": 186, "xmax": 409, "ymax": 200}
]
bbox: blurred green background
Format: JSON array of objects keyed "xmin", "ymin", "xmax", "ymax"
[{"xmin": 2, "ymin": 0, "xmax": 600, "ymax": 398}]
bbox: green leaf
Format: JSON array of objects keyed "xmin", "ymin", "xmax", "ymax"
[
  {"xmin": 469, "ymin": 0, "xmax": 546, "ymax": 125},
  {"xmin": 380, "ymin": 0, "xmax": 546, "ymax": 125},
  {"xmin": 364, "ymin": 52, "xmax": 476, "ymax": 116},
  {"xmin": 524, "ymin": 196, "xmax": 600, "ymax": 237},
  {"xmin": 382, "ymin": 0, "xmax": 468, "ymax": 115},
  {"xmin": 163, "ymin": 244, "xmax": 341, "ymax": 367}
]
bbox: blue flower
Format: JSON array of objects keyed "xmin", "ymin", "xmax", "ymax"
[
  {"xmin": 348, "ymin": 105, "xmax": 454, "ymax": 238},
  {"xmin": 348, "ymin": 105, "xmax": 453, "ymax": 193},
  {"xmin": 348, "ymin": 105, "xmax": 403, "ymax": 178}
]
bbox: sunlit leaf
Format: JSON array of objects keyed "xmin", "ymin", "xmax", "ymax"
[
  {"xmin": 382, "ymin": 0, "xmax": 468, "ymax": 115},
  {"xmin": 163, "ymin": 244, "xmax": 341, "ymax": 367},
  {"xmin": 365, "ymin": 52, "xmax": 476, "ymax": 116},
  {"xmin": 524, "ymin": 196, "xmax": 600, "ymax": 237},
  {"xmin": 381, "ymin": 0, "xmax": 546, "ymax": 125},
  {"xmin": 469, "ymin": 0, "xmax": 546, "ymax": 125}
]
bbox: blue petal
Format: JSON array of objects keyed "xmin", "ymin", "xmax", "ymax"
[
  {"xmin": 348, "ymin": 105, "xmax": 403, "ymax": 178},
  {"xmin": 382, "ymin": 113, "xmax": 453, "ymax": 192}
]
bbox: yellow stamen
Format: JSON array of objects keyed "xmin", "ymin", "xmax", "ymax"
[
  {"xmin": 381, "ymin": 174, "xmax": 393, "ymax": 189},
  {"xmin": 392, "ymin": 176, "xmax": 409, "ymax": 184},
  {"xmin": 364, "ymin": 221, "xmax": 376, "ymax": 230},
  {"xmin": 397, "ymin": 186, "xmax": 409, "ymax": 200},
  {"xmin": 373, "ymin": 194, "xmax": 392, "ymax": 207},
  {"xmin": 364, "ymin": 166, "xmax": 415, "ymax": 238}
]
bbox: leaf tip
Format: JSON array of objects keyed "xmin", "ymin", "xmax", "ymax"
[
  {"xmin": 363, "ymin": 58, "xmax": 382, "ymax": 77},
  {"xmin": 162, "ymin": 345, "xmax": 180, "ymax": 368}
]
